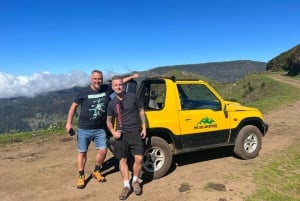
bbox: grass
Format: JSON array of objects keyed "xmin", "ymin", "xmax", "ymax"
[
  {"xmin": 216, "ymin": 72, "xmax": 300, "ymax": 112},
  {"xmin": 246, "ymin": 145, "xmax": 300, "ymax": 201},
  {"xmin": 204, "ymin": 182, "xmax": 226, "ymax": 192},
  {"xmin": 178, "ymin": 182, "xmax": 192, "ymax": 192},
  {"xmin": 292, "ymin": 74, "xmax": 300, "ymax": 81},
  {"xmin": 0, "ymin": 128, "xmax": 66, "ymax": 146}
]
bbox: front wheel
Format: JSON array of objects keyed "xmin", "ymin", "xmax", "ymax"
[
  {"xmin": 233, "ymin": 125, "xmax": 262, "ymax": 160},
  {"xmin": 142, "ymin": 137, "xmax": 172, "ymax": 180}
]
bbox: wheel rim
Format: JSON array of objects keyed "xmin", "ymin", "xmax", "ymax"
[
  {"xmin": 143, "ymin": 146, "xmax": 165, "ymax": 173},
  {"xmin": 243, "ymin": 133, "xmax": 258, "ymax": 153}
]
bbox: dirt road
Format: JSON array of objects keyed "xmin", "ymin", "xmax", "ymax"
[{"xmin": 1, "ymin": 74, "xmax": 300, "ymax": 201}]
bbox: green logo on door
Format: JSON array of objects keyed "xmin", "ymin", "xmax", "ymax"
[{"xmin": 194, "ymin": 117, "xmax": 217, "ymax": 129}]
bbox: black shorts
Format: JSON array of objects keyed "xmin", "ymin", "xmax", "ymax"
[{"xmin": 114, "ymin": 132, "xmax": 145, "ymax": 159}]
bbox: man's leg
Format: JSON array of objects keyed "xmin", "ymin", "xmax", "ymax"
[
  {"xmin": 77, "ymin": 152, "xmax": 87, "ymax": 189},
  {"xmin": 132, "ymin": 154, "xmax": 143, "ymax": 178},
  {"xmin": 119, "ymin": 158, "xmax": 130, "ymax": 182},
  {"xmin": 132, "ymin": 154, "xmax": 143, "ymax": 195},
  {"xmin": 95, "ymin": 148, "xmax": 107, "ymax": 166},
  {"xmin": 92, "ymin": 148, "xmax": 107, "ymax": 182},
  {"xmin": 92, "ymin": 129, "xmax": 108, "ymax": 182},
  {"xmin": 76, "ymin": 128, "xmax": 90, "ymax": 189},
  {"xmin": 119, "ymin": 158, "xmax": 131, "ymax": 200},
  {"xmin": 128, "ymin": 134, "xmax": 144, "ymax": 195},
  {"xmin": 78, "ymin": 152, "xmax": 87, "ymax": 171}
]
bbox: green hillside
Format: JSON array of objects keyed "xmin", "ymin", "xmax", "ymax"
[{"xmin": 266, "ymin": 44, "xmax": 300, "ymax": 75}]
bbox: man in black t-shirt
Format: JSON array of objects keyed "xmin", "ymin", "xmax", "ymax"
[
  {"xmin": 106, "ymin": 76, "xmax": 146, "ymax": 200},
  {"xmin": 66, "ymin": 70, "xmax": 138, "ymax": 189}
]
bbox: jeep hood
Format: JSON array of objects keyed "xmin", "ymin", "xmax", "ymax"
[{"xmin": 224, "ymin": 101, "xmax": 258, "ymax": 111}]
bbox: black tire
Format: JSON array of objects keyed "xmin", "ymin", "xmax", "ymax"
[
  {"xmin": 142, "ymin": 136, "xmax": 172, "ymax": 180},
  {"xmin": 233, "ymin": 125, "xmax": 262, "ymax": 160}
]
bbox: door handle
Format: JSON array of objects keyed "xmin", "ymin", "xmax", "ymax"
[{"xmin": 185, "ymin": 117, "xmax": 192, "ymax": 121}]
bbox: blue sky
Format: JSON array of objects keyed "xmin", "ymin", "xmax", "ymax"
[{"xmin": 0, "ymin": 0, "xmax": 299, "ymax": 98}]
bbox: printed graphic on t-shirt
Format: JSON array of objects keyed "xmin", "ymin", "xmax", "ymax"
[
  {"xmin": 116, "ymin": 102, "xmax": 123, "ymax": 128},
  {"xmin": 88, "ymin": 93, "xmax": 106, "ymax": 120}
]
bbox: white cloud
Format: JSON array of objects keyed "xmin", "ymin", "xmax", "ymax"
[{"xmin": 0, "ymin": 71, "xmax": 90, "ymax": 98}]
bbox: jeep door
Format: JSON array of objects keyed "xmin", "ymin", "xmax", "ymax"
[{"xmin": 177, "ymin": 83, "xmax": 231, "ymax": 150}]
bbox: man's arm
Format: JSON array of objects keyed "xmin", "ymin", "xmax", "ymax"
[
  {"xmin": 106, "ymin": 115, "xmax": 123, "ymax": 139},
  {"xmin": 139, "ymin": 108, "xmax": 147, "ymax": 139},
  {"xmin": 122, "ymin": 73, "xmax": 138, "ymax": 83},
  {"xmin": 65, "ymin": 102, "xmax": 78, "ymax": 133},
  {"xmin": 106, "ymin": 116, "xmax": 114, "ymax": 134}
]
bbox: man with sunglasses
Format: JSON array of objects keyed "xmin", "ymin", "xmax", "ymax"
[
  {"xmin": 106, "ymin": 75, "xmax": 147, "ymax": 200},
  {"xmin": 66, "ymin": 70, "xmax": 138, "ymax": 189}
]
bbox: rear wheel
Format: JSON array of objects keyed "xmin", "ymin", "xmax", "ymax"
[
  {"xmin": 142, "ymin": 137, "xmax": 172, "ymax": 180},
  {"xmin": 233, "ymin": 125, "xmax": 262, "ymax": 159}
]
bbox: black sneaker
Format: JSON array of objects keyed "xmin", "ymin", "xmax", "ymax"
[{"xmin": 119, "ymin": 187, "xmax": 131, "ymax": 200}]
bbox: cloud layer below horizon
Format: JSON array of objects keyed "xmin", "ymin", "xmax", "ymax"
[{"xmin": 0, "ymin": 71, "xmax": 90, "ymax": 99}]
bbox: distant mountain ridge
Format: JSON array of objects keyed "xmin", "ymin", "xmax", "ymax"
[
  {"xmin": 0, "ymin": 87, "xmax": 82, "ymax": 134},
  {"xmin": 0, "ymin": 60, "xmax": 266, "ymax": 134},
  {"xmin": 142, "ymin": 60, "xmax": 266, "ymax": 83}
]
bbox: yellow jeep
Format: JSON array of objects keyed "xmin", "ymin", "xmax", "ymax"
[{"xmin": 135, "ymin": 76, "xmax": 268, "ymax": 180}]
